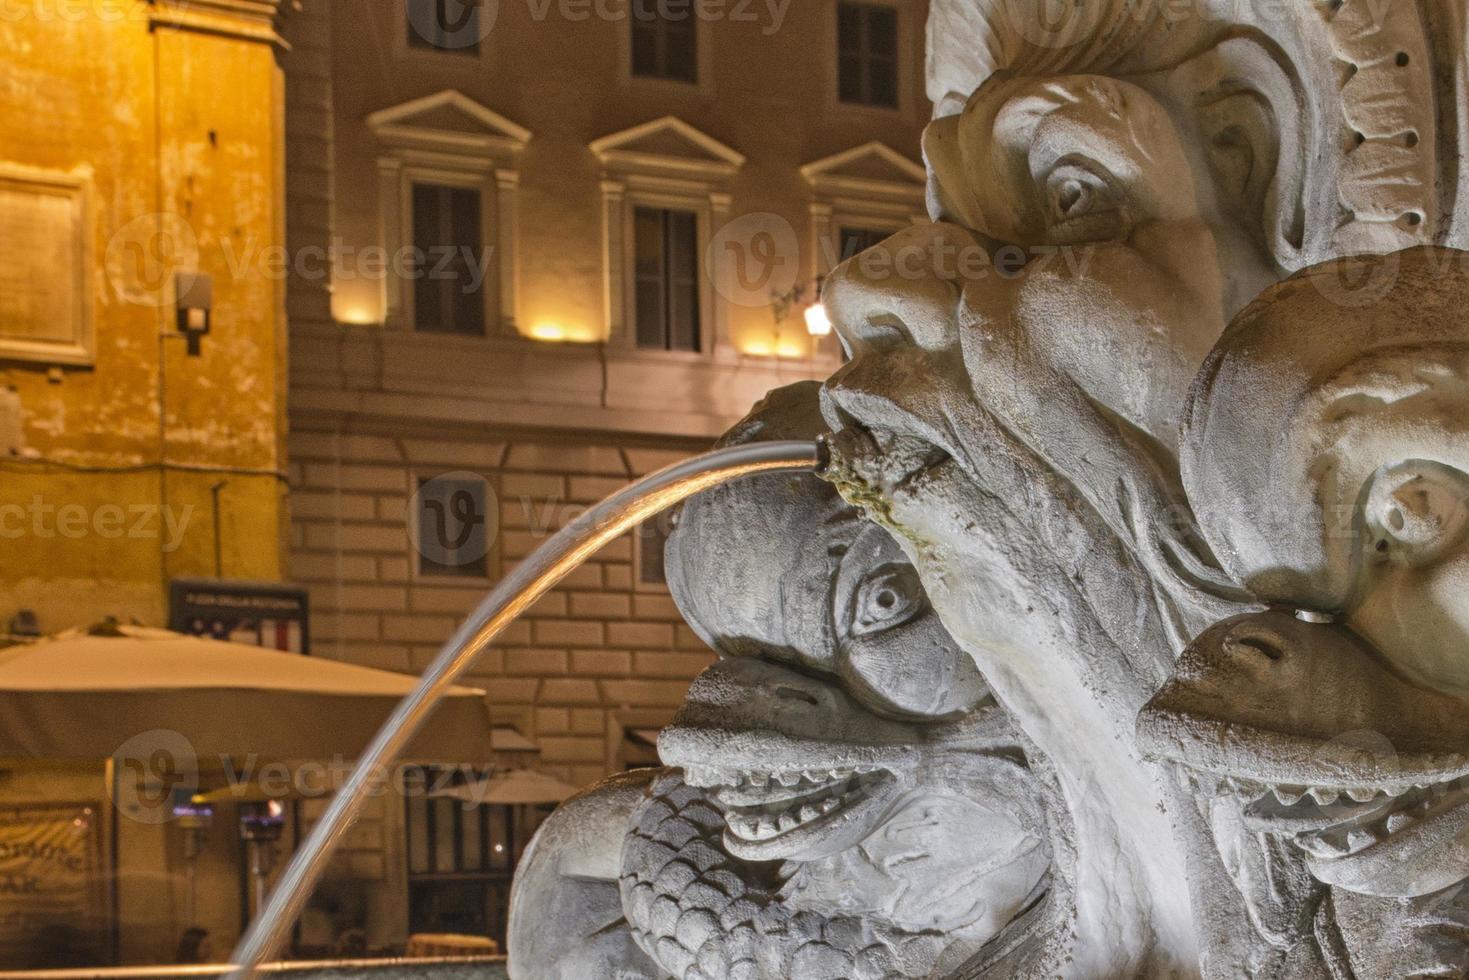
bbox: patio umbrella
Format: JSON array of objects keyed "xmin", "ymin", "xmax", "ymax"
[
  {"xmin": 0, "ymin": 625, "xmax": 498, "ymax": 763},
  {"xmin": 430, "ymin": 768, "xmax": 580, "ymax": 806}
]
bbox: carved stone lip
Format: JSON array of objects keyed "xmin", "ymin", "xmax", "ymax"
[
  {"xmin": 820, "ymin": 409, "xmax": 963, "ymax": 508},
  {"xmin": 718, "ymin": 768, "xmax": 900, "ymax": 863}
]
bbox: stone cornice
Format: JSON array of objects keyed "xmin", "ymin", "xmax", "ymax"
[{"xmin": 149, "ymin": 0, "xmax": 288, "ymax": 48}]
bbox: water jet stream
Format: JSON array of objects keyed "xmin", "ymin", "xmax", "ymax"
[{"xmin": 229, "ymin": 440, "xmax": 823, "ymax": 976}]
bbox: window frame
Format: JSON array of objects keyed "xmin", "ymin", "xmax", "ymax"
[
  {"xmin": 395, "ymin": 0, "xmax": 494, "ymax": 62},
  {"xmin": 631, "ymin": 205, "xmax": 703, "ymax": 353},
  {"xmin": 617, "ymin": 5, "xmax": 714, "ymax": 96},
  {"xmin": 409, "ymin": 181, "xmax": 490, "ymax": 336},
  {"xmin": 367, "ymin": 92, "xmax": 531, "ymax": 337},
  {"xmin": 823, "ymin": 0, "xmax": 918, "ymax": 120},
  {"xmin": 837, "ymin": 1, "xmax": 899, "ymax": 109},
  {"xmin": 409, "ymin": 468, "xmax": 500, "ymax": 586}
]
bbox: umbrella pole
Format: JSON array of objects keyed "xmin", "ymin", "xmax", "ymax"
[{"xmin": 228, "ymin": 440, "xmax": 822, "ymax": 975}]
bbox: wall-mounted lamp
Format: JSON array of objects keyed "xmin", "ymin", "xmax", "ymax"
[
  {"xmin": 175, "ymin": 272, "xmax": 213, "ymax": 357},
  {"xmin": 804, "ymin": 302, "xmax": 832, "ymax": 337}
]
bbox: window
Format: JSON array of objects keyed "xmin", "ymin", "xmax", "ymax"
[
  {"xmin": 403, "ymin": 766, "xmax": 546, "ymax": 948},
  {"xmin": 411, "ymin": 183, "xmax": 486, "ymax": 335},
  {"xmin": 633, "ymin": 207, "xmax": 701, "ymax": 352},
  {"xmin": 406, "ymin": 0, "xmax": 484, "ymax": 53},
  {"xmin": 837, "ymin": 2, "xmax": 899, "ymax": 108},
  {"xmin": 415, "ymin": 474, "xmax": 491, "ymax": 577},
  {"xmin": 839, "ymin": 226, "xmax": 892, "ymax": 262},
  {"xmin": 635, "ymin": 514, "xmax": 672, "ymax": 588},
  {"xmin": 631, "ymin": 1, "xmax": 697, "ymax": 82}
]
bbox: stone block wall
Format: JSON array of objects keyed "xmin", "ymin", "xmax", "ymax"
[{"xmin": 288, "ymin": 427, "xmax": 717, "ymax": 787}]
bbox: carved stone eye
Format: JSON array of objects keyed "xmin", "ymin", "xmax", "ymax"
[
  {"xmin": 851, "ymin": 564, "xmax": 925, "ymax": 637},
  {"xmin": 1044, "ymin": 163, "xmax": 1125, "ymax": 243}
]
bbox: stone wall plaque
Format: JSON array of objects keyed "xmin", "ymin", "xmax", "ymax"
[{"xmin": 0, "ymin": 166, "xmax": 91, "ymax": 366}]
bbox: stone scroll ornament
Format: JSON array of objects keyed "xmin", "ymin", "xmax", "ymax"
[
  {"xmin": 814, "ymin": 0, "xmax": 1469, "ymax": 977},
  {"xmin": 511, "ymin": 383, "xmax": 1071, "ymax": 979}
]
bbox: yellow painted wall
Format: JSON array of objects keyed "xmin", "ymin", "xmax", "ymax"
[{"xmin": 0, "ymin": 1, "xmax": 290, "ymax": 633}]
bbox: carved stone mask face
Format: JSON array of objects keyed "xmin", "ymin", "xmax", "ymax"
[{"xmin": 1354, "ymin": 461, "xmax": 1469, "ymax": 695}]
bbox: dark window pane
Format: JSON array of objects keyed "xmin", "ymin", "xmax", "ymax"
[
  {"xmin": 837, "ymin": 2, "xmax": 900, "ymax": 107},
  {"xmin": 632, "ymin": 208, "xmax": 700, "ymax": 352},
  {"xmin": 666, "ymin": 210, "xmax": 700, "ymax": 352},
  {"xmin": 639, "ymin": 518, "xmax": 670, "ymax": 585},
  {"xmin": 869, "ymin": 64, "xmax": 898, "ymax": 108},
  {"xmin": 837, "ymin": 3, "xmax": 862, "ymax": 51},
  {"xmin": 412, "ymin": 183, "xmax": 485, "ymax": 335},
  {"xmin": 631, "ymin": 18, "xmax": 659, "ymax": 75},
  {"xmin": 631, "ymin": 1, "xmax": 697, "ymax": 82}
]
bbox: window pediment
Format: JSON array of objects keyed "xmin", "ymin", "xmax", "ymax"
[
  {"xmin": 802, "ymin": 141, "xmax": 925, "ymax": 205},
  {"xmin": 367, "ymin": 90, "xmax": 532, "ymax": 161},
  {"xmin": 590, "ymin": 116, "xmax": 745, "ymax": 182}
]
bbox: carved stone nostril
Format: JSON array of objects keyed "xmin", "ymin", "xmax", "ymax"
[
  {"xmin": 1295, "ymin": 609, "xmax": 1336, "ymax": 624},
  {"xmin": 774, "ymin": 686, "xmax": 820, "ymax": 706},
  {"xmin": 1225, "ymin": 632, "xmax": 1285, "ymax": 662}
]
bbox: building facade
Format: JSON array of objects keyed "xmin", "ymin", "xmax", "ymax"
[
  {"xmin": 281, "ymin": 0, "xmax": 932, "ymax": 949},
  {"xmin": 0, "ymin": 0, "xmax": 293, "ymax": 965}
]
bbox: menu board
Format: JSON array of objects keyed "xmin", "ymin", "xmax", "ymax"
[{"xmin": 0, "ymin": 803, "xmax": 108, "ymax": 967}]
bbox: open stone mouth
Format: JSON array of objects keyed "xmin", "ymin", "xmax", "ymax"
[
  {"xmin": 1176, "ymin": 766, "xmax": 1469, "ymax": 863},
  {"xmin": 825, "ymin": 420, "xmax": 956, "ymax": 500},
  {"xmin": 683, "ymin": 765, "xmax": 894, "ymax": 856}
]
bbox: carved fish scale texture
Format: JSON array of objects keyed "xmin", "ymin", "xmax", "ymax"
[{"xmin": 619, "ymin": 773, "xmax": 950, "ymax": 980}]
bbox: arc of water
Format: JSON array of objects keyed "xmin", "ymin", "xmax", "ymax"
[{"xmin": 230, "ymin": 440, "xmax": 823, "ymax": 976}]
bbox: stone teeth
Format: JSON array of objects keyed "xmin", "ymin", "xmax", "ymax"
[
  {"xmin": 777, "ymin": 810, "xmax": 800, "ymax": 832},
  {"xmin": 1307, "ymin": 786, "xmax": 1339, "ymax": 805},
  {"xmin": 685, "ymin": 766, "xmax": 722, "ymax": 787},
  {"xmin": 775, "ymin": 772, "xmax": 800, "ymax": 787},
  {"xmin": 798, "ymin": 804, "xmax": 820, "ymax": 823},
  {"xmin": 1345, "ymin": 787, "xmax": 1378, "ymax": 803},
  {"xmin": 1386, "ymin": 811, "xmax": 1416, "ymax": 833},
  {"xmin": 756, "ymin": 816, "xmax": 778, "ymax": 839},
  {"xmin": 1347, "ymin": 828, "xmax": 1378, "ymax": 852},
  {"xmin": 748, "ymin": 771, "xmax": 769, "ymax": 788},
  {"xmin": 1273, "ymin": 785, "xmax": 1306, "ymax": 806},
  {"xmin": 819, "ymin": 798, "xmax": 839, "ymax": 814}
]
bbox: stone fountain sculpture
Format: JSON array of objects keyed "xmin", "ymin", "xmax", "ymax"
[
  {"xmin": 511, "ymin": 383, "xmax": 1067, "ymax": 978},
  {"xmin": 510, "ymin": 0, "xmax": 1469, "ymax": 976},
  {"xmin": 1138, "ymin": 247, "xmax": 1469, "ymax": 976}
]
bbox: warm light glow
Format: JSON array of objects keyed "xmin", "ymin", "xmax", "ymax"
[
  {"xmin": 529, "ymin": 322, "xmax": 568, "ymax": 341},
  {"xmin": 527, "ymin": 321, "xmax": 599, "ymax": 343},
  {"xmin": 804, "ymin": 302, "xmax": 832, "ymax": 337},
  {"xmin": 738, "ymin": 338, "xmax": 807, "ymax": 359}
]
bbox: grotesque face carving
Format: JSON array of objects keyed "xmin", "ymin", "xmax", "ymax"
[
  {"xmin": 631, "ymin": 382, "xmax": 1061, "ymax": 977},
  {"xmin": 819, "ymin": 48, "xmax": 1311, "ymax": 975},
  {"xmin": 1138, "ymin": 248, "xmax": 1469, "ymax": 969}
]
